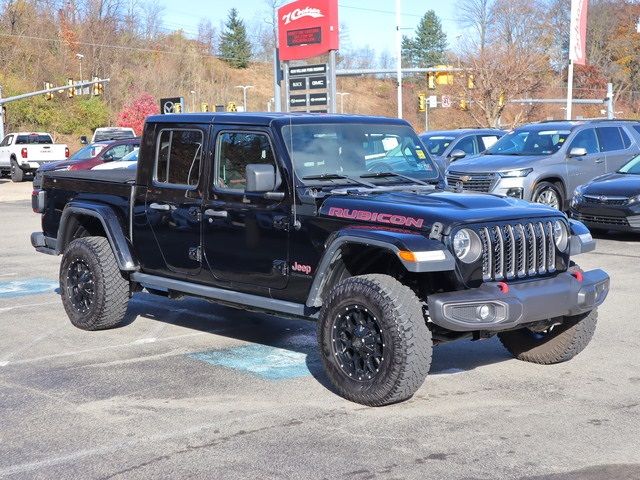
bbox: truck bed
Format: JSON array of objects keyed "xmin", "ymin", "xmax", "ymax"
[{"xmin": 45, "ymin": 169, "xmax": 136, "ymax": 184}]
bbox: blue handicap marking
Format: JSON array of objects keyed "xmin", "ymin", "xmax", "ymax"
[
  {"xmin": 0, "ymin": 279, "xmax": 59, "ymax": 299},
  {"xmin": 190, "ymin": 344, "xmax": 312, "ymax": 380}
]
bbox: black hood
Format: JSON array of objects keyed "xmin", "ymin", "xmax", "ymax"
[
  {"xmin": 319, "ymin": 189, "xmax": 563, "ymax": 231},
  {"xmin": 582, "ymin": 173, "xmax": 640, "ymax": 197}
]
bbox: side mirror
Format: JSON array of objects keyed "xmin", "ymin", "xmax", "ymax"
[
  {"xmin": 449, "ymin": 149, "xmax": 467, "ymax": 161},
  {"xmin": 246, "ymin": 164, "xmax": 284, "ymax": 199},
  {"xmin": 80, "ymin": 135, "xmax": 88, "ymax": 145},
  {"xmin": 569, "ymin": 147, "xmax": 587, "ymax": 157}
]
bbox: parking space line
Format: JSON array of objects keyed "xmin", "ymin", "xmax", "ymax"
[{"xmin": 0, "ymin": 300, "xmax": 59, "ymax": 314}]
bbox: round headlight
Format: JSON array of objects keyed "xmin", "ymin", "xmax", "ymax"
[
  {"xmin": 453, "ymin": 228, "xmax": 482, "ymax": 264},
  {"xmin": 553, "ymin": 220, "xmax": 569, "ymax": 252}
]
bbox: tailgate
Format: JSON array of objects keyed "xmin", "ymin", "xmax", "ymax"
[{"xmin": 27, "ymin": 145, "xmax": 67, "ymax": 162}]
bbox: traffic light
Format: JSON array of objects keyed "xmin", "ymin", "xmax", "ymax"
[
  {"xmin": 174, "ymin": 102, "xmax": 182, "ymax": 113},
  {"xmin": 460, "ymin": 97, "xmax": 468, "ymax": 111},
  {"xmin": 92, "ymin": 77, "xmax": 104, "ymax": 96},
  {"xmin": 427, "ymin": 73, "xmax": 436, "ymax": 90},
  {"xmin": 467, "ymin": 75, "xmax": 475, "ymax": 89},
  {"xmin": 44, "ymin": 82, "xmax": 54, "ymax": 100},
  {"xmin": 201, "ymin": 103, "xmax": 209, "ymax": 112},
  {"xmin": 498, "ymin": 92, "xmax": 505, "ymax": 107},
  {"xmin": 67, "ymin": 79, "xmax": 75, "ymax": 98},
  {"xmin": 418, "ymin": 93, "xmax": 427, "ymax": 112}
]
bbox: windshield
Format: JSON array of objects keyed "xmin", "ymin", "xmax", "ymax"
[
  {"xmin": 487, "ymin": 128, "xmax": 570, "ymax": 156},
  {"xmin": 421, "ymin": 135, "xmax": 455, "ymax": 156},
  {"xmin": 69, "ymin": 144, "xmax": 105, "ymax": 161},
  {"xmin": 619, "ymin": 154, "xmax": 640, "ymax": 174},
  {"xmin": 15, "ymin": 134, "xmax": 52, "ymax": 144},
  {"xmin": 116, "ymin": 148, "xmax": 139, "ymax": 162},
  {"xmin": 93, "ymin": 129, "xmax": 135, "ymax": 142},
  {"xmin": 282, "ymin": 123, "xmax": 440, "ymax": 186}
]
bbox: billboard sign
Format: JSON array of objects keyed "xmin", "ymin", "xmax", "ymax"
[{"xmin": 278, "ymin": 0, "xmax": 339, "ymax": 61}]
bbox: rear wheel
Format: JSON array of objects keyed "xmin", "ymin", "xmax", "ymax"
[
  {"xmin": 498, "ymin": 309, "xmax": 597, "ymax": 364},
  {"xmin": 532, "ymin": 181, "xmax": 563, "ymax": 210},
  {"xmin": 60, "ymin": 236, "xmax": 130, "ymax": 330},
  {"xmin": 10, "ymin": 160, "xmax": 24, "ymax": 182},
  {"xmin": 318, "ymin": 274, "xmax": 432, "ymax": 406}
]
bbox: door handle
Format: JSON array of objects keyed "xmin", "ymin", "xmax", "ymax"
[
  {"xmin": 595, "ymin": 158, "xmax": 604, "ymax": 164},
  {"xmin": 204, "ymin": 209, "xmax": 228, "ymax": 218},
  {"xmin": 149, "ymin": 202, "xmax": 171, "ymax": 211}
]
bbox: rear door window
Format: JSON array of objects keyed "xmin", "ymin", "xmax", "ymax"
[
  {"xmin": 155, "ymin": 129, "xmax": 203, "ymax": 187},
  {"xmin": 477, "ymin": 135, "xmax": 500, "ymax": 150},
  {"xmin": 620, "ymin": 128, "xmax": 632, "ymax": 148},
  {"xmin": 569, "ymin": 128, "xmax": 599, "ymax": 154},
  {"xmin": 596, "ymin": 127, "xmax": 624, "ymax": 152}
]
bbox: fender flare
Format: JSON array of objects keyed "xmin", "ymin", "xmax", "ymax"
[
  {"xmin": 57, "ymin": 201, "xmax": 139, "ymax": 271},
  {"xmin": 305, "ymin": 227, "xmax": 455, "ymax": 308}
]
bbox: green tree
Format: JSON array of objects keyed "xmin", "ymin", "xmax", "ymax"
[
  {"xmin": 219, "ymin": 8, "xmax": 252, "ymax": 69},
  {"xmin": 402, "ymin": 10, "xmax": 448, "ymax": 68}
]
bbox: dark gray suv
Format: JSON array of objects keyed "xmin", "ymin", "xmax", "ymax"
[{"xmin": 446, "ymin": 120, "xmax": 640, "ymax": 210}]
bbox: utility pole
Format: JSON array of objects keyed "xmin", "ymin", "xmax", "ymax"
[
  {"xmin": 0, "ymin": 85, "xmax": 4, "ymax": 140},
  {"xmin": 235, "ymin": 85, "xmax": 254, "ymax": 111},
  {"xmin": 395, "ymin": 0, "xmax": 403, "ymax": 119},
  {"xmin": 606, "ymin": 83, "xmax": 614, "ymax": 119},
  {"xmin": 76, "ymin": 53, "xmax": 84, "ymax": 83},
  {"xmin": 336, "ymin": 92, "xmax": 349, "ymax": 113},
  {"xmin": 566, "ymin": 60, "xmax": 574, "ymax": 120},
  {"xmin": 190, "ymin": 90, "xmax": 196, "ymax": 113}
]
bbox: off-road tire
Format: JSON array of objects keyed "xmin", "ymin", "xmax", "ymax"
[
  {"xmin": 532, "ymin": 181, "xmax": 564, "ymax": 210},
  {"xmin": 498, "ymin": 309, "xmax": 597, "ymax": 364},
  {"xmin": 60, "ymin": 236, "xmax": 130, "ymax": 330},
  {"xmin": 10, "ymin": 160, "xmax": 24, "ymax": 182},
  {"xmin": 318, "ymin": 274, "xmax": 432, "ymax": 406}
]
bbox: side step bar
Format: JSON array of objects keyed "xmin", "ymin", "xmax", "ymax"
[{"xmin": 130, "ymin": 272, "xmax": 316, "ymax": 319}]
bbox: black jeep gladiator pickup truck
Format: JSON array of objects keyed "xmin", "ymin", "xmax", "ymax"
[{"xmin": 31, "ymin": 113, "xmax": 610, "ymax": 406}]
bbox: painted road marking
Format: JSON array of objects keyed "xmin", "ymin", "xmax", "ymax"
[
  {"xmin": 0, "ymin": 279, "xmax": 58, "ymax": 299},
  {"xmin": 190, "ymin": 344, "xmax": 313, "ymax": 380}
]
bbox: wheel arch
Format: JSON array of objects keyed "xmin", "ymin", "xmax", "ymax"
[
  {"xmin": 306, "ymin": 228, "xmax": 455, "ymax": 308},
  {"xmin": 57, "ymin": 202, "xmax": 138, "ymax": 272}
]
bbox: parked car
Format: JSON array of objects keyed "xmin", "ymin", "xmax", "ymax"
[
  {"xmin": 419, "ymin": 129, "xmax": 504, "ymax": 169},
  {"xmin": 81, "ymin": 127, "xmax": 136, "ymax": 144},
  {"xmin": 0, "ymin": 132, "xmax": 69, "ymax": 182},
  {"xmin": 92, "ymin": 148, "xmax": 139, "ymax": 170},
  {"xmin": 31, "ymin": 112, "xmax": 608, "ymax": 406},
  {"xmin": 570, "ymin": 153, "xmax": 640, "ymax": 232},
  {"xmin": 446, "ymin": 120, "xmax": 640, "ymax": 210}
]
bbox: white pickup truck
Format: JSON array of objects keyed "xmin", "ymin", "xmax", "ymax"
[{"xmin": 0, "ymin": 132, "xmax": 69, "ymax": 182}]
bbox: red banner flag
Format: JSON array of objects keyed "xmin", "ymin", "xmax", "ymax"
[{"xmin": 569, "ymin": 0, "xmax": 588, "ymax": 65}]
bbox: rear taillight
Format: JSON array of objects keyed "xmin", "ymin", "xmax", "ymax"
[
  {"xmin": 21, "ymin": 148, "xmax": 28, "ymax": 159},
  {"xmin": 65, "ymin": 147, "xmax": 70, "ymax": 158}
]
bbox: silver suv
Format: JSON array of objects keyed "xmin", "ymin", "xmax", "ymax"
[{"xmin": 446, "ymin": 120, "xmax": 640, "ymax": 210}]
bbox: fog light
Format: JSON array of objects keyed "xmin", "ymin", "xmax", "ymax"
[
  {"xmin": 477, "ymin": 304, "xmax": 495, "ymax": 321},
  {"xmin": 506, "ymin": 188, "xmax": 524, "ymax": 199}
]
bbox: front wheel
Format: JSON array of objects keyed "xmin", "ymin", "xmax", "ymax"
[
  {"xmin": 318, "ymin": 274, "xmax": 432, "ymax": 406},
  {"xmin": 532, "ymin": 181, "xmax": 563, "ymax": 210},
  {"xmin": 60, "ymin": 236, "xmax": 130, "ymax": 330},
  {"xmin": 498, "ymin": 309, "xmax": 598, "ymax": 364}
]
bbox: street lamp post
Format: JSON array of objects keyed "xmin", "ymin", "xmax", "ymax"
[
  {"xmin": 235, "ymin": 85, "xmax": 254, "ymax": 112},
  {"xmin": 336, "ymin": 92, "xmax": 350, "ymax": 113},
  {"xmin": 190, "ymin": 90, "xmax": 196, "ymax": 113},
  {"xmin": 76, "ymin": 53, "xmax": 84, "ymax": 83}
]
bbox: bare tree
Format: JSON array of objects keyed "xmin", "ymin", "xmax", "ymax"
[{"xmin": 456, "ymin": 0, "xmax": 494, "ymax": 52}]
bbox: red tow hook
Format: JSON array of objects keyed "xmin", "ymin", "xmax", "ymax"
[
  {"xmin": 497, "ymin": 282, "xmax": 509, "ymax": 294},
  {"xmin": 571, "ymin": 270, "xmax": 584, "ymax": 283}
]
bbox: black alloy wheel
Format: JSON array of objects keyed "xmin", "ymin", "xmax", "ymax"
[
  {"xmin": 331, "ymin": 304, "xmax": 385, "ymax": 382},
  {"xmin": 65, "ymin": 259, "xmax": 96, "ymax": 313}
]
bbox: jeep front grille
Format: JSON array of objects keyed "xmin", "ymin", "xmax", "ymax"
[
  {"xmin": 477, "ymin": 221, "xmax": 557, "ymax": 281},
  {"xmin": 446, "ymin": 171, "xmax": 495, "ymax": 193}
]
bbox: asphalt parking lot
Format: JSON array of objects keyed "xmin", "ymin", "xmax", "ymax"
[{"xmin": 1, "ymin": 179, "xmax": 639, "ymax": 480}]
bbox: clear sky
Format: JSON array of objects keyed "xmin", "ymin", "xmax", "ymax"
[{"xmin": 160, "ymin": 0, "xmax": 462, "ymax": 58}]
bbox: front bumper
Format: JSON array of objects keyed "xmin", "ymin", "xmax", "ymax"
[
  {"xmin": 570, "ymin": 204, "xmax": 640, "ymax": 232},
  {"xmin": 428, "ymin": 269, "xmax": 609, "ymax": 332}
]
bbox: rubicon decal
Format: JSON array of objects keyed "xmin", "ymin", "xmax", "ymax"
[
  {"xmin": 291, "ymin": 262, "xmax": 312, "ymax": 275},
  {"xmin": 282, "ymin": 7, "xmax": 324, "ymax": 25},
  {"xmin": 327, "ymin": 207, "xmax": 424, "ymax": 228}
]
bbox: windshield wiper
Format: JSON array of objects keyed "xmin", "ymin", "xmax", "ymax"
[
  {"xmin": 360, "ymin": 171, "xmax": 437, "ymax": 186},
  {"xmin": 302, "ymin": 173, "xmax": 376, "ymax": 188}
]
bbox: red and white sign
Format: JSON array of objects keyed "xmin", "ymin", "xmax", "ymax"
[
  {"xmin": 441, "ymin": 95, "xmax": 452, "ymax": 109},
  {"xmin": 569, "ymin": 0, "xmax": 588, "ymax": 65},
  {"xmin": 278, "ymin": 0, "xmax": 339, "ymax": 61}
]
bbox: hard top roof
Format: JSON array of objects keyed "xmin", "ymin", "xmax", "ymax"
[
  {"xmin": 420, "ymin": 128, "xmax": 504, "ymax": 136},
  {"xmin": 145, "ymin": 112, "xmax": 412, "ymax": 128}
]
